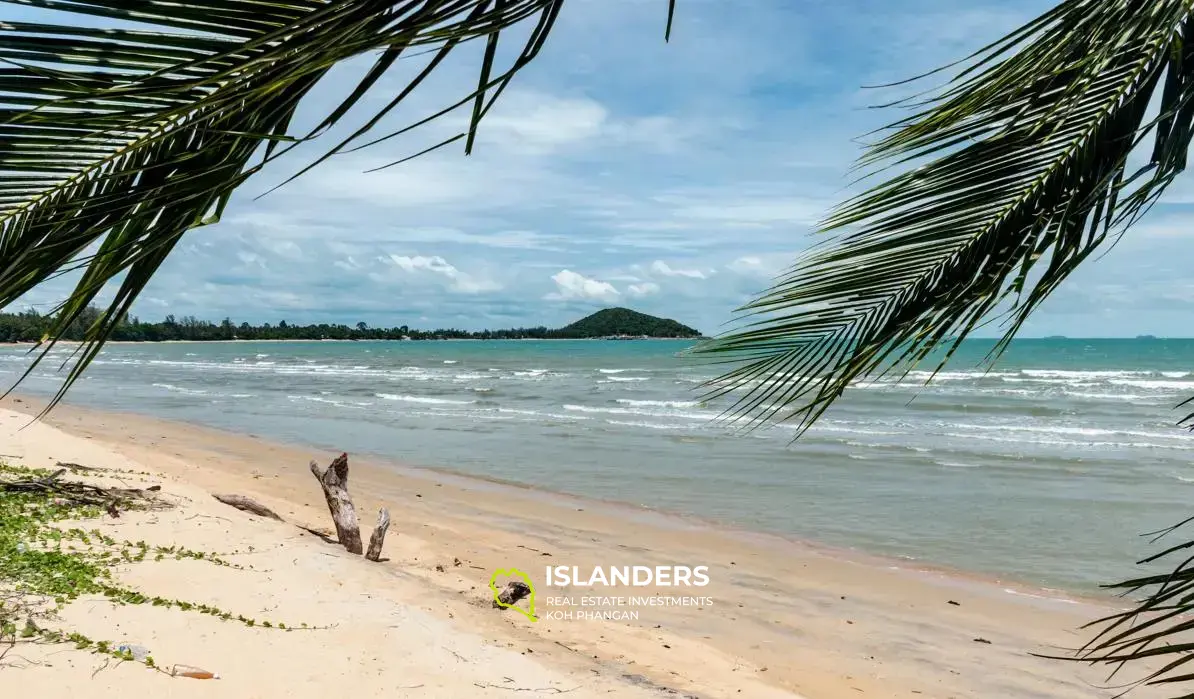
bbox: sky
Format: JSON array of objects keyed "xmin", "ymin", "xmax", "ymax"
[{"xmin": 13, "ymin": 0, "xmax": 1194, "ymax": 337}]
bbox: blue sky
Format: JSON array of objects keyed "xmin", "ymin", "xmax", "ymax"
[{"xmin": 15, "ymin": 0, "xmax": 1194, "ymax": 336}]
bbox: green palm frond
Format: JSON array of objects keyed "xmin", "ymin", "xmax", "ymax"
[
  {"xmin": 0, "ymin": 0, "xmax": 674, "ymax": 411},
  {"xmin": 695, "ymin": 0, "xmax": 1194, "ymax": 433},
  {"xmin": 1040, "ymin": 516, "xmax": 1194, "ymax": 694}
]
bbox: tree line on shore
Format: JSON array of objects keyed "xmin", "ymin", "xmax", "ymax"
[{"xmin": 0, "ymin": 306, "xmax": 701, "ymax": 343}]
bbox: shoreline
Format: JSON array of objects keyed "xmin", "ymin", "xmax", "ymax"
[
  {"xmin": 10, "ymin": 394, "xmax": 1110, "ymax": 606},
  {"xmin": 4, "ymin": 393, "xmax": 1118, "ymax": 606},
  {"xmin": 1, "ymin": 395, "xmax": 1162, "ymax": 697}
]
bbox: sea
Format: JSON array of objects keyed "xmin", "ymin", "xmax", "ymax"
[{"xmin": 1, "ymin": 337, "xmax": 1192, "ymax": 593}]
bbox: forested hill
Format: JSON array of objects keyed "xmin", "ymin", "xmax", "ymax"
[
  {"xmin": 0, "ymin": 306, "xmax": 702, "ymax": 342},
  {"xmin": 553, "ymin": 308, "xmax": 701, "ymax": 338}
]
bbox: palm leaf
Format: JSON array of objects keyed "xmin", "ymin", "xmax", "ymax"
[
  {"xmin": 694, "ymin": 0, "xmax": 1194, "ymax": 434},
  {"xmin": 0, "ymin": 0, "xmax": 676, "ymax": 412},
  {"xmin": 1037, "ymin": 516, "xmax": 1194, "ymax": 696}
]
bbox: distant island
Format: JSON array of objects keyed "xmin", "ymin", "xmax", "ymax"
[{"xmin": 0, "ymin": 306, "xmax": 702, "ymax": 342}]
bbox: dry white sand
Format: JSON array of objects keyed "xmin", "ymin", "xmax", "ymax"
[{"xmin": 0, "ymin": 400, "xmax": 1169, "ymax": 698}]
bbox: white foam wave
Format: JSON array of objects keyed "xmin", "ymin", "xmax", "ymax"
[
  {"xmin": 563, "ymin": 404, "xmax": 711, "ymax": 420},
  {"xmin": 1108, "ymin": 378, "xmax": 1194, "ymax": 390},
  {"xmin": 615, "ymin": 399, "xmax": 701, "ymax": 408},
  {"xmin": 599, "ymin": 376, "xmax": 650, "ymax": 383},
  {"xmin": 606, "ymin": 419, "xmax": 693, "ymax": 430},
  {"xmin": 375, "ymin": 393, "xmax": 474, "ymax": 405},
  {"xmin": 443, "ymin": 360, "xmax": 458, "ymax": 364},
  {"xmin": 151, "ymin": 383, "xmax": 207, "ymax": 396}
]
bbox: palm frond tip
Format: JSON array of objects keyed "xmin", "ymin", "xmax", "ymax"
[{"xmin": 697, "ymin": 0, "xmax": 1194, "ymax": 433}]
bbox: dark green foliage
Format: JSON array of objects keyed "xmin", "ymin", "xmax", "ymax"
[
  {"xmin": 0, "ymin": 306, "xmax": 699, "ymax": 342},
  {"xmin": 552, "ymin": 307, "xmax": 701, "ymax": 338}
]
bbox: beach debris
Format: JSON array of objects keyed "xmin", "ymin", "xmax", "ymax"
[
  {"xmin": 212, "ymin": 493, "xmax": 284, "ymax": 521},
  {"xmin": 973, "ymin": 637, "xmax": 991, "ymax": 644},
  {"xmin": 0, "ymin": 467, "xmax": 166, "ymax": 510},
  {"xmin": 947, "ymin": 600, "xmax": 960, "ymax": 606},
  {"xmin": 517, "ymin": 544, "xmax": 553, "ymax": 557},
  {"xmin": 115, "ymin": 643, "xmax": 150, "ymax": 662},
  {"xmin": 365, "ymin": 507, "xmax": 390, "ymax": 562},
  {"xmin": 493, "ymin": 580, "xmax": 532, "ymax": 609},
  {"xmin": 309, "ymin": 453, "xmax": 363, "ymax": 554},
  {"xmin": 171, "ymin": 664, "xmax": 219, "ymax": 679}
]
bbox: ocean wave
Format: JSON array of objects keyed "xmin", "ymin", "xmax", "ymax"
[
  {"xmin": 599, "ymin": 376, "xmax": 651, "ymax": 383},
  {"xmin": 615, "ymin": 399, "xmax": 701, "ymax": 408},
  {"xmin": 375, "ymin": 393, "xmax": 474, "ymax": 405},
  {"xmin": 940, "ymin": 432, "xmax": 1182, "ymax": 449},
  {"xmin": 606, "ymin": 419, "xmax": 695, "ymax": 430},
  {"xmin": 289, "ymin": 395, "xmax": 373, "ymax": 408},
  {"xmin": 563, "ymin": 404, "xmax": 712, "ymax": 420},
  {"xmin": 951, "ymin": 422, "xmax": 1194, "ymax": 442},
  {"xmin": 151, "ymin": 383, "xmax": 207, "ymax": 395},
  {"xmin": 1021, "ymin": 369, "xmax": 1140, "ymax": 379},
  {"xmin": 1108, "ymin": 378, "xmax": 1194, "ymax": 390}
]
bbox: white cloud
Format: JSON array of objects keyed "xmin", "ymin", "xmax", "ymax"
[
  {"xmin": 481, "ymin": 92, "xmax": 608, "ymax": 153},
  {"xmin": 627, "ymin": 282, "xmax": 660, "ymax": 297},
  {"xmin": 383, "ymin": 254, "xmax": 499, "ymax": 294},
  {"xmin": 651, "ymin": 260, "xmax": 708, "ymax": 279},
  {"xmin": 545, "ymin": 269, "xmax": 621, "ymax": 302}
]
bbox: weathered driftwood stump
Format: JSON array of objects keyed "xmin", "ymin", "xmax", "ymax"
[
  {"xmin": 493, "ymin": 580, "xmax": 532, "ymax": 609},
  {"xmin": 365, "ymin": 507, "xmax": 390, "ymax": 562},
  {"xmin": 309, "ymin": 453, "xmax": 363, "ymax": 554},
  {"xmin": 212, "ymin": 493, "xmax": 284, "ymax": 521}
]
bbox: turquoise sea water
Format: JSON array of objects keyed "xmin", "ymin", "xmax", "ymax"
[{"xmin": 2, "ymin": 337, "xmax": 1193, "ymax": 592}]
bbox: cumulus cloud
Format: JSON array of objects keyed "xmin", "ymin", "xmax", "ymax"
[
  {"xmin": 651, "ymin": 260, "xmax": 708, "ymax": 279},
  {"xmin": 545, "ymin": 270, "xmax": 621, "ymax": 303},
  {"xmin": 627, "ymin": 282, "xmax": 660, "ymax": 298},
  {"xmin": 481, "ymin": 92, "xmax": 608, "ymax": 153},
  {"xmin": 383, "ymin": 254, "xmax": 499, "ymax": 294}
]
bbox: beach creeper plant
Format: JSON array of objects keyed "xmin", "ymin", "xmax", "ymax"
[
  {"xmin": 0, "ymin": 462, "xmax": 307, "ymax": 672},
  {"xmin": 3, "ymin": 0, "xmax": 1194, "ymax": 694}
]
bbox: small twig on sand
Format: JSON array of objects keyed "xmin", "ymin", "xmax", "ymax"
[
  {"xmin": 90, "ymin": 657, "xmax": 113, "ymax": 678},
  {"xmin": 472, "ymin": 684, "xmax": 576, "ymax": 693},
  {"xmin": 516, "ymin": 545, "xmax": 552, "ymax": 557},
  {"xmin": 297, "ymin": 525, "xmax": 338, "ymax": 545}
]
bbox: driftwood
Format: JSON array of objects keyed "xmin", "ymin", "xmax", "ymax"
[
  {"xmin": 211, "ymin": 494, "xmax": 284, "ymax": 521},
  {"xmin": 0, "ymin": 468, "xmax": 166, "ymax": 510},
  {"xmin": 493, "ymin": 580, "xmax": 532, "ymax": 609},
  {"xmin": 365, "ymin": 507, "xmax": 390, "ymax": 561},
  {"xmin": 309, "ymin": 453, "xmax": 363, "ymax": 554}
]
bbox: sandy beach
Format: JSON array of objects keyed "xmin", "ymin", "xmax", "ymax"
[{"xmin": 0, "ymin": 396, "xmax": 1167, "ymax": 698}]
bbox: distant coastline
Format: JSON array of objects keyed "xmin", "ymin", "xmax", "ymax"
[
  {"xmin": 0, "ymin": 306, "xmax": 702, "ymax": 343},
  {"xmin": 0, "ymin": 336, "xmax": 706, "ymax": 346}
]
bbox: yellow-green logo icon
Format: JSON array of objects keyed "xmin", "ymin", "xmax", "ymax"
[{"xmin": 489, "ymin": 567, "xmax": 537, "ymax": 622}]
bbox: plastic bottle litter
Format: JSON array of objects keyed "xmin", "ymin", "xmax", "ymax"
[
  {"xmin": 171, "ymin": 664, "xmax": 219, "ymax": 680},
  {"xmin": 115, "ymin": 644, "xmax": 150, "ymax": 662}
]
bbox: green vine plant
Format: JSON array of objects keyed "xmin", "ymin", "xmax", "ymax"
[{"xmin": 0, "ymin": 462, "xmax": 318, "ymax": 675}]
